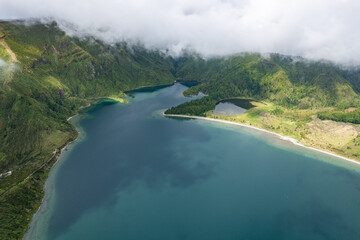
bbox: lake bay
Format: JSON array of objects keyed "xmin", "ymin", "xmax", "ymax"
[{"xmin": 26, "ymin": 83, "xmax": 360, "ymax": 240}]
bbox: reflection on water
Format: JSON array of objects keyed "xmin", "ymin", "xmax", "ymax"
[
  {"xmin": 213, "ymin": 102, "xmax": 247, "ymax": 116},
  {"xmin": 26, "ymin": 83, "xmax": 360, "ymax": 240}
]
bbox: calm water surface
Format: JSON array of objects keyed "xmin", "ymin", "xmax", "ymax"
[
  {"xmin": 213, "ymin": 102, "xmax": 247, "ymax": 116},
  {"xmin": 26, "ymin": 84, "xmax": 360, "ymax": 240}
]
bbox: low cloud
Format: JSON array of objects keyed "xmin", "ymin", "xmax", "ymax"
[
  {"xmin": 0, "ymin": 58, "xmax": 5, "ymax": 66},
  {"xmin": 1, "ymin": 0, "xmax": 360, "ymax": 64}
]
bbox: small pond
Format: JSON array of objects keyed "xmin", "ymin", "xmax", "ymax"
[{"xmin": 213, "ymin": 98, "xmax": 257, "ymax": 116}]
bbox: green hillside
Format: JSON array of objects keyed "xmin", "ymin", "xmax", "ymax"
[
  {"xmin": 168, "ymin": 53, "xmax": 360, "ymax": 115},
  {"xmin": 167, "ymin": 54, "xmax": 360, "ymax": 166},
  {"xmin": 1, "ymin": 20, "xmax": 360, "ymax": 239},
  {"xmin": 0, "ymin": 20, "xmax": 175, "ymax": 239}
]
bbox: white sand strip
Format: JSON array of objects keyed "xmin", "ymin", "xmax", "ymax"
[{"xmin": 163, "ymin": 113, "xmax": 360, "ymax": 166}]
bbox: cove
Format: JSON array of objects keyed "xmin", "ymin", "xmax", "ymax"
[{"xmin": 25, "ymin": 83, "xmax": 360, "ymax": 240}]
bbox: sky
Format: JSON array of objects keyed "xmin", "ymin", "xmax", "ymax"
[{"xmin": 1, "ymin": 0, "xmax": 360, "ymax": 64}]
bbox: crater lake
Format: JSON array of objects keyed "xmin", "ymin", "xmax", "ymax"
[{"xmin": 25, "ymin": 83, "xmax": 360, "ymax": 240}]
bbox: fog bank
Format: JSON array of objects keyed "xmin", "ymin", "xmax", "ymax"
[{"xmin": 1, "ymin": 0, "xmax": 360, "ymax": 64}]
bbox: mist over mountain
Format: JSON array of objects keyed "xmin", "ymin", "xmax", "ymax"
[
  {"xmin": 2, "ymin": 3, "xmax": 360, "ymax": 238},
  {"xmin": 1, "ymin": 0, "xmax": 360, "ymax": 64}
]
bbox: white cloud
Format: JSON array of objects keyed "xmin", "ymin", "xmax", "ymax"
[
  {"xmin": 0, "ymin": 58, "xmax": 6, "ymax": 66},
  {"xmin": 1, "ymin": 0, "xmax": 360, "ymax": 64}
]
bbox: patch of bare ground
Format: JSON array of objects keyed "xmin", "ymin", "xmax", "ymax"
[
  {"xmin": 302, "ymin": 117, "xmax": 360, "ymax": 158},
  {"xmin": 0, "ymin": 39, "xmax": 19, "ymax": 63},
  {"xmin": 345, "ymin": 107, "xmax": 357, "ymax": 113}
]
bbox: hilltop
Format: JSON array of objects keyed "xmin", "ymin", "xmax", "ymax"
[
  {"xmin": 1, "ymin": 20, "xmax": 360, "ymax": 239},
  {"xmin": 0, "ymin": 20, "xmax": 175, "ymax": 239},
  {"xmin": 167, "ymin": 54, "xmax": 360, "ymax": 163}
]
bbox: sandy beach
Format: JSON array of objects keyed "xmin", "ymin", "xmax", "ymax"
[{"xmin": 163, "ymin": 113, "xmax": 360, "ymax": 166}]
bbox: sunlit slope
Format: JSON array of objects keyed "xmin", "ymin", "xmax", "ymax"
[
  {"xmin": 167, "ymin": 54, "xmax": 360, "ymax": 163},
  {"xmin": 172, "ymin": 53, "xmax": 360, "ymax": 112},
  {"xmin": 2, "ymin": 19, "xmax": 360, "ymax": 239},
  {"xmin": 0, "ymin": 20, "xmax": 175, "ymax": 239}
]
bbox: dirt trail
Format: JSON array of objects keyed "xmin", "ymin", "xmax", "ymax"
[{"xmin": 0, "ymin": 39, "xmax": 19, "ymax": 63}]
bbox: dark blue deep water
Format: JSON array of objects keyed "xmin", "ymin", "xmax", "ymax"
[{"xmin": 26, "ymin": 84, "xmax": 360, "ymax": 240}]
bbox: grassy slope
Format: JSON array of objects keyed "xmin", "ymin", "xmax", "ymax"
[
  {"xmin": 2, "ymin": 20, "xmax": 360, "ymax": 239},
  {"xmin": 167, "ymin": 53, "xmax": 360, "ymax": 161},
  {"xmin": 0, "ymin": 20, "xmax": 175, "ymax": 239}
]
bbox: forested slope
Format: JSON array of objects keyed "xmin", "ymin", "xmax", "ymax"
[
  {"xmin": 1, "ymin": 20, "xmax": 360, "ymax": 239},
  {"xmin": 167, "ymin": 53, "xmax": 360, "ymax": 169},
  {"xmin": 0, "ymin": 20, "xmax": 175, "ymax": 239},
  {"xmin": 168, "ymin": 53, "xmax": 360, "ymax": 116}
]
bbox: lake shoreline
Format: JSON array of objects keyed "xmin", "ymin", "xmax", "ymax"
[
  {"xmin": 24, "ymin": 99, "xmax": 101, "ymax": 239},
  {"xmin": 24, "ymin": 84, "xmax": 360, "ymax": 239},
  {"xmin": 23, "ymin": 86, "xmax": 172, "ymax": 239},
  {"xmin": 163, "ymin": 113, "xmax": 360, "ymax": 166}
]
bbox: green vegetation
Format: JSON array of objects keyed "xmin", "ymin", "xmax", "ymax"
[
  {"xmin": 166, "ymin": 53, "xmax": 360, "ymax": 163},
  {"xmin": 318, "ymin": 109, "xmax": 360, "ymax": 124},
  {"xmin": 166, "ymin": 96, "xmax": 217, "ymax": 116},
  {"xmin": 0, "ymin": 20, "xmax": 175, "ymax": 239},
  {"xmin": 0, "ymin": 45, "xmax": 11, "ymax": 62},
  {"xmin": 2, "ymin": 20, "xmax": 360, "ymax": 239},
  {"xmin": 198, "ymin": 105, "xmax": 360, "ymax": 161},
  {"xmin": 170, "ymin": 53, "xmax": 360, "ymax": 112},
  {"xmin": 168, "ymin": 52, "xmax": 360, "ymax": 118}
]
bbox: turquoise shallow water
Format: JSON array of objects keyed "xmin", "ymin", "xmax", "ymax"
[{"xmin": 26, "ymin": 84, "xmax": 360, "ymax": 240}]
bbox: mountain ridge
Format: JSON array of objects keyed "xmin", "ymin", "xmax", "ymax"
[{"xmin": 1, "ymin": 20, "xmax": 360, "ymax": 239}]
